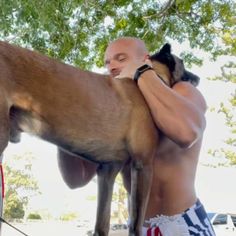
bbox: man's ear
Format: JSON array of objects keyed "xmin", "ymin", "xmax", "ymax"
[{"xmin": 144, "ymin": 54, "xmax": 150, "ymax": 61}]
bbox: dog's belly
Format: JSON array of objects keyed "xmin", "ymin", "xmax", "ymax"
[
  {"xmin": 10, "ymin": 107, "xmax": 130, "ymax": 163},
  {"xmin": 59, "ymin": 140, "xmax": 129, "ymax": 164}
]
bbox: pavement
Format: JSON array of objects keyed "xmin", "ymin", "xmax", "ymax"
[
  {"xmin": 109, "ymin": 229, "xmax": 127, "ymax": 235},
  {"xmin": 1, "ymin": 221, "xmax": 128, "ymax": 236}
]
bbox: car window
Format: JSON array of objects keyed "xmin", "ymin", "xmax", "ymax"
[
  {"xmin": 213, "ymin": 214, "xmax": 227, "ymax": 225},
  {"xmin": 207, "ymin": 213, "xmax": 215, "ymax": 220},
  {"xmin": 230, "ymin": 215, "xmax": 236, "ymax": 227}
]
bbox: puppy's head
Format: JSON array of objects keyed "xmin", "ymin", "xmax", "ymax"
[{"xmin": 149, "ymin": 43, "xmax": 200, "ymax": 87}]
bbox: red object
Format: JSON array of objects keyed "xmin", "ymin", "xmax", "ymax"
[
  {"xmin": 147, "ymin": 226, "xmax": 162, "ymax": 236},
  {"xmin": 0, "ymin": 164, "xmax": 4, "ymax": 198}
]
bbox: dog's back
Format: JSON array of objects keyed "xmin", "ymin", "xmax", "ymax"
[{"xmin": 0, "ymin": 41, "xmax": 157, "ymax": 163}]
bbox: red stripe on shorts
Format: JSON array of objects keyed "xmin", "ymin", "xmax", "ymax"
[
  {"xmin": 147, "ymin": 228, "xmax": 152, "ymax": 236},
  {"xmin": 146, "ymin": 226, "xmax": 162, "ymax": 236},
  {"xmin": 154, "ymin": 226, "xmax": 162, "ymax": 236}
]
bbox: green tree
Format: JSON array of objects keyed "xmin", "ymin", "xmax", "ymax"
[
  {"xmin": 112, "ymin": 174, "xmax": 128, "ymax": 223},
  {"xmin": 3, "ymin": 153, "xmax": 40, "ymax": 220},
  {"xmin": 208, "ymin": 62, "xmax": 236, "ymax": 165},
  {"xmin": 59, "ymin": 212, "xmax": 78, "ymax": 221},
  {"xmin": 0, "ymin": 0, "xmax": 235, "ymax": 219},
  {"xmin": 0, "ymin": 0, "xmax": 235, "ymax": 68},
  {"xmin": 27, "ymin": 212, "xmax": 42, "ymax": 220},
  {"xmin": 3, "ymin": 194, "xmax": 25, "ymax": 219}
]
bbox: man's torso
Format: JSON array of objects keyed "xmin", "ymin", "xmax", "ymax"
[{"xmin": 144, "ymin": 132, "xmax": 203, "ymax": 220}]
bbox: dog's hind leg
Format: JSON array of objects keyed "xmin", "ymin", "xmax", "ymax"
[
  {"xmin": 93, "ymin": 162, "xmax": 123, "ymax": 236},
  {"xmin": 127, "ymin": 120, "xmax": 158, "ymax": 236},
  {"xmin": 128, "ymin": 154, "xmax": 155, "ymax": 236}
]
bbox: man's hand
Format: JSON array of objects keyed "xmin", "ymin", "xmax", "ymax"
[{"xmin": 115, "ymin": 59, "xmax": 152, "ymax": 80}]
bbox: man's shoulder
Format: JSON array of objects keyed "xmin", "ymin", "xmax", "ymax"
[
  {"xmin": 172, "ymin": 80, "xmax": 198, "ymax": 90},
  {"xmin": 172, "ymin": 81, "xmax": 207, "ymax": 112}
]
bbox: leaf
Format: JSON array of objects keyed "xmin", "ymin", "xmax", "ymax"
[{"xmin": 0, "ymin": 0, "xmax": 235, "ymax": 68}]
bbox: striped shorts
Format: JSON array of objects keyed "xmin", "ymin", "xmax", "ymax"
[{"xmin": 142, "ymin": 200, "xmax": 215, "ymax": 236}]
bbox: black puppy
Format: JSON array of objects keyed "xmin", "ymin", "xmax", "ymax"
[{"xmin": 150, "ymin": 43, "xmax": 200, "ymax": 87}]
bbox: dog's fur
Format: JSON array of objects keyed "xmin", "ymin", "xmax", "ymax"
[
  {"xmin": 0, "ymin": 41, "xmax": 199, "ymax": 236},
  {"xmin": 150, "ymin": 43, "xmax": 200, "ymax": 87}
]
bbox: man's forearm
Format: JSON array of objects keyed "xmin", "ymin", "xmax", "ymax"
[{"xmin": 137, "ymin": 70, "xmax": 206, "ymax": 148}]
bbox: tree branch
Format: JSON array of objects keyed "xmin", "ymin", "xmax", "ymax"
[{"xmin": 143, "ymin": 0, "xmax": 176, "ymax": 19}]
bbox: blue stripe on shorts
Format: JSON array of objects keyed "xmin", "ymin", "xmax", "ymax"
[{"xmin": 182, "ymin": 200, "xmax": 216, "ymax": 236}]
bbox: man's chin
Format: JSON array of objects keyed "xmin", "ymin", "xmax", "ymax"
[{"xmin": 112, "ymin": 73, "xmax": 120, "ymax": 78}]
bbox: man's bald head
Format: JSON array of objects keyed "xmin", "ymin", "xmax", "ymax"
[
  {"xmin": 105, "ymin": 37, "xmax": 149, "ymax": 59},
  {"xmin": 104, "ymin": 37, "xmax": 149, "ymax": 77}
]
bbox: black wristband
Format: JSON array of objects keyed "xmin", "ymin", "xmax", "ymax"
[{"xmin": 133, "ymin": 64, "xmax": 153, "ymax": 83}]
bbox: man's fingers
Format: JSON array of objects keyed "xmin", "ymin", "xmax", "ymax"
[
  {"xmin": 114, "ymin": 60, "xmax": 153, "ymax": 80},
  {"xmin": 114, "ymin": 74, "xmax": 132, "ymax": 79},
  {"xmin": 144, "ymin": 59, "xmax": 153, "ymax": 67}
]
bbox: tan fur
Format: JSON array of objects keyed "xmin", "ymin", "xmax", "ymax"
[
  {"xmin": 0, "ymin": 41, "xmax": 173, "ymax": 236},
  {"xmin": 151, "ymin": 60, "xmax": 173, "ymax": 86}
]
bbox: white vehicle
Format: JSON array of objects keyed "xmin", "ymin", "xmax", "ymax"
[{"xmin": 208, "ymin": 213, "xmax": 236, "ymax": 236}]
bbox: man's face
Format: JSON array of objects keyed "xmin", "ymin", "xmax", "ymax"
[{"xmin": 104, "ymin": 40, "xmax": 145, "ymax": 78}]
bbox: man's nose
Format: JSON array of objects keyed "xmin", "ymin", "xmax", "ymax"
[
  {"xmin": 107, "ymin": 59, "xmax": 118, "ymax": 71},
  {"xmin": 107, "ymin": 60, "xmax": 121, "ymax": 75}
]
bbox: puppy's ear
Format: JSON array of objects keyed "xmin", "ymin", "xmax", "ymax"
[
  {"xmin": 150, "ymin": 43, "xmax": 171, "ymax": 60},
  {"xmin": 159, "ymin": 43, "xmax": 171, "ymax": 55},
  {"xmin": 150, "ymin": 43, "xmax": 175, "ymax": 73}
]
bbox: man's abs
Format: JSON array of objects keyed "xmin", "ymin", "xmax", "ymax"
[{"xmin": 144, "ymin": 138, "xmax": 201, "ymax": 219}]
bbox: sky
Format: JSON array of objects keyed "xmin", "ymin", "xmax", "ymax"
[{"xmin": 2, "ymin": 43, "xmax": 236, "ymax": 223}]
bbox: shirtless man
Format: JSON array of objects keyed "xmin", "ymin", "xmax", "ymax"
[{"xmin": 58, "ymin": 37, "xmax": 215, "ymax": 235}]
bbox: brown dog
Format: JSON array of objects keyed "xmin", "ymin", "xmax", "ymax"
[{"xmin": 0, "ymin": 41, "xmax": 199, "ymax": 236}]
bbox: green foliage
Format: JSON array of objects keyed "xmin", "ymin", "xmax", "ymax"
[
  {"xmin": 225, "ymin": 150, "xmax": 236, "ymax": 165},
  {"xmin": 27, "ymin": 212, "xmax": 42, "ymax": 220},
  {"xmin": 60, "ymin": 212, "xmax": 78, "ymax": 221},
  {"xmin": 0, "ymin": 0, "xmax": 235, "ymax": 69},
  {"xmin": 3, "ymin": 194, "xmax": 25, "ymax": 219},
  {"xmin": 112, "ymin": 174, "xmax": 128, "ymax": 223},
  {"xmin": 208, "ymin": 65, "xmax": 236, "ymax": 165},
  {"xmin": 85, "ymin": 195, "xmax": 96, "ymax": 201},
  {"xmin": 208, "ymin": 148, "xmax": 236, "ymax": 165},
  {"xmin": 3, "ymin": 153, "xmax": 40, "ymax": 220},
  {"xmin": 208, "ymin": 62, "xmax": 236, "ymax": 83}
]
